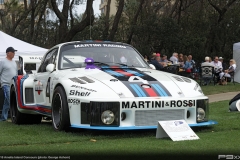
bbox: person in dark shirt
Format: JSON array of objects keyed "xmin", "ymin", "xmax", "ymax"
[
  {"xmin": 149, "ymin": 53, "xmax": 163, "ymax": 70},
  {"xmin": 219, "ymin": 57, "xmax": 228, "ymax": 71}
]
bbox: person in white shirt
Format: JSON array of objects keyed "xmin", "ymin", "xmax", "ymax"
[
  {"xmin": 210, "ymin": 56, "xmax": 223, "ymax": 81},
  {"xmin": 219, "ymin": 59, "xmax": 237, "ymax": 80},
  {"xmin": 210, "ymin": 56, "xmax": 223, "ymax": 72},
  {"xmin": 169, "ymin": 52, "xmax": 178, "ymax": 64}
]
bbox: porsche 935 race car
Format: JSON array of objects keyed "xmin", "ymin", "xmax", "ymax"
[{"xmin": 10, "ymin": 41, "xmax": 217, "ymax": 131}]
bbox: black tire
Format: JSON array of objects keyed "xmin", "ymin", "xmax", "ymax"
[
  {"xmin": 10, "ymin": 86, "xmax": 42, "ymax": 124},
  {"xmin": 52, "ymin": 86, "xmax": 70, "ymax": 131}
]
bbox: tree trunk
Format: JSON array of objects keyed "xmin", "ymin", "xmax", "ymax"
[
  {"xmin": 102, "ymin": 0, "xmax": 111, "ymax": 40},
  {"xmin": 127, "ymin": 0, "xmax": 145, "ymax": 44},
  {"xmin": 107, "ymin": 0, "xmax": 124, "ymax": 41},
  {"xmin": 63, "ymin": 0, "xmax": 94, "ymax": 42}
]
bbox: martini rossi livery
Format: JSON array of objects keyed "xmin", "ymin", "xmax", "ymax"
[{"xmin": 10, "ymin": 41, "xmax": 217, "ymax": 131}]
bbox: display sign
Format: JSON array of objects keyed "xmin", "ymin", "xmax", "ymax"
[{"xmin": 156, "ymin": 120, "xmax": 199, "ymax": 141}]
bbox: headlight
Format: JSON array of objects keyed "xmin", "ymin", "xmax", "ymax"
[
  {"xmin": 197, "ymin": 108, "xmax": 205, "ymax": 121},
  {"xmin": 101, "ymin": 110, "xmax": 115, "ymax": 125}
]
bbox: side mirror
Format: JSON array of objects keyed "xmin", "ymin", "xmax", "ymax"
[{"xmin": 46, "ymin": 64, "xmax": 55, "ymax": 72}]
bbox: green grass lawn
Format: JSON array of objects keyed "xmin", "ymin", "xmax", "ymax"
[
  {"xmin": 0, "ymin": 84, "xmax": 240, "ymax": 160},
  {"xmin": 0, "ymin": 100, "xmax": 239, "ymax": 160},
  {"xmin": 201, "ymin": 82, "xmax": 240, "ymax": 95}
]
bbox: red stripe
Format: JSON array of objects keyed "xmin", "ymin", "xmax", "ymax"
[
  {"xmin": 16, "ymin": 76, "xmax": 51, "ymax": 113},
  {"xmin": 144, "ymin": 88, "xmax": 158, "ymax": 97},
  {"xmin": 111, "ymin": 66, "xmax": 134, "ymax": 76}
]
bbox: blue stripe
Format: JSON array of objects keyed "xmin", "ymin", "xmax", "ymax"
[
  {"xmin": 130, "ymin": 84, "xmax": 142, "ymax": 97},
  {"xmin": 153, "ymin": 84, "xmax": 168, "ymax": 96},
  {"xmin": 104, "ymin": 69, "xmax": 123, "ymax": 76},
  {"xmin": 134, "ymin": 84, "xmax": 147, "ymax": 97},
  {"xmin": 152, "ymin": 84, "xmax": 164, "ymax": 96}
]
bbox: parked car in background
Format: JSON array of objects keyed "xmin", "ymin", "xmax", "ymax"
[{"xmin": 9, "ymin": 41, "xmax": 217, "ymax": 131}]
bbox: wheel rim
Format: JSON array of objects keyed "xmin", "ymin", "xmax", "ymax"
[{"xmin": 52, "ymin": 93, "xmax": 62, "ymax": 129}]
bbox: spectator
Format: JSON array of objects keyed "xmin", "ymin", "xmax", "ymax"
[
  {"xmin": 188, "ymin": 54, "xmax": 195, "ymax": 66},
  {"xmin": 160, "ymin": 55, "xmax": 168, "ymax": 62},
  {"xmin": 219, "ymin": 57, "xmax": 228, "ymax": 70},
  {"xmin": 219, "ymin": 59, "xmax": 237, "ymax": 80},
  {"xmin": 160, "ymin": 54, "xmax": 168, "ymax": 67},
  {"xmin": 0, "ymin": 47, "xmax": 18, "ymax": 121},
  {"xmin": 201, "ymin": 57, "xmax": 215, "ymax": 67},
  {"xmin": 170, "ymin": 52, "xmax": 178, "ymax": 64},
  {"xmin": 210, "ymin": 56, "xmax": 223, "ymax": 81},
  {"xmin": 149, "ymin": 53, "xmax": 163, "ymax": 71},
  {"xmin": 144, "ymin": 55, "xmax": 150, "ymax": 63},
  {"xmin": 201, "ymin": 56, "xmax": 215, "ymax": 85},
  {"xmin": 183, "ymin": 55, "xmax": 192, "ymax": 71},
  {"xmin": 210, "ymin": 56, "xmax": 223, "ymax": 72}
]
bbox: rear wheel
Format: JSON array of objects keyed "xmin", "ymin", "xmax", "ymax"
[
  {"xmin": 10, "ymin": 86, "xmax": 42, "ymax": 124},
  {"xmin": 52, "ymin": 86, "xmax": 70, "ymax": 131}
]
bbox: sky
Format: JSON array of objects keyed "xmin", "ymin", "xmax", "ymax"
[{"xmin": 76, "ymin": 0, "xmax": 101, "ymax": 17}]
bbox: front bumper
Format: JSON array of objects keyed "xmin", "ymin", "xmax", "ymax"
[{"xmin": 71, "ymin": 120, "xmax": 218, "ymax": 130}]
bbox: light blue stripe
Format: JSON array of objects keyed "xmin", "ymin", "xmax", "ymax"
[
  {"xmin": 105, "ymin": 69, "xmax": 123, "ymax": 76},
  {"xmin": 152, "ymin": 84, "xmax": 164, "ymax": 96},
  {"xmin": 130, "ymin": 84, "xmax": 143, "ymax": 97},
  {"xmin": 134, "ymin": 84, "xmax": 147, "ymax": 97},
  {"xmin": 101, "ymin": 66, "xmax": 109, "ymax": 68},
  {"xmin": 154, "ymin": 84, "xmax": 168, "ymax": 96},
  {"xmin": 71, "ymin": 120, "xmax": 218, "ymax": 130}
]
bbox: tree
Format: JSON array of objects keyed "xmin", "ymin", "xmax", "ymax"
[{"xmin": 50, "ymin": 0, "xmax": 94, "ymax": 43}]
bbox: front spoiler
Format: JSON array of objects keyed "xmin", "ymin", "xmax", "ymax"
[{"xmin": 71, "ymin": 120, "xmax": 218, "ymax": 130}]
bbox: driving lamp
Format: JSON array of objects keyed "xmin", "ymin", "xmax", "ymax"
[
  {"xmin": 197, "ymin": 108, "xmax": 205, "ymax": 121},
  {"xmin": 101, "ymin": 110, "xmax": 115, "ymax": 124}
]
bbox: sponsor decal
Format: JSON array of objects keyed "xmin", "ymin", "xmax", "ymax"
[
  {"xmin": 29, "ymin": 57, "xmax": 42, "ymax": 60},
  {"xmin": 121, "ymin": 100, "xmax": 195, "ymax": 109},
  {"xmin": 68, "ymin": 99, "xmax": 80, "ymax": 104},
  {"xmin": 71, "ymin": 85, "xmax": 96, "ymax": 92},
  {"xmin": 74, "ymin": 44, "xmax": 126, "ymax": 49},
  {"xmin": 101, "ymin": 66, "xmax": 171, "ymax": 97},
  {"xmin": 69, "ymin": 90, "xmax": 91, "ymax": 96},
  {"xmin": 74, "ymin": 44, "xmax": 102, "ymax": 48},
  {"xmin": 35, "ymin": 81, "xmax": 43, "ymax": 95}
]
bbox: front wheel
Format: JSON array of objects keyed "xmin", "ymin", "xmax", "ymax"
[{"xmin": 52, "ymin": 86, "xmax": 70, "ymax": 131}]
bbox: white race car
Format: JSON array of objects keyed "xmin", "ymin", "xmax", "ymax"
[{"xmin": 10, "ymin": 41, "xmax": 217, "ymax": 131}]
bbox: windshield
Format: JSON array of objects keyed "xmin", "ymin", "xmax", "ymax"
[{"xmin": 58, "ymin": 43, "xmax": 149, "ymax": 70}]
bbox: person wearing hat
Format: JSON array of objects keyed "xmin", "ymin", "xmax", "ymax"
[
  {"xmin": 219, "ymin": 57, "xmax": 228, "ymax": 71},
  {"xmin": 149, "ymin": 53, "xmax": 164, "ymax": 71},
  {"xmin": 0, "ymin": 47, "xmax": 18, "ymax": 121}
]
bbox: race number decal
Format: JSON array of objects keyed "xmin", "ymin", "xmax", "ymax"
[{"xmin": 101, "ymin": 66, "xmax": 171, "ymax": 97}]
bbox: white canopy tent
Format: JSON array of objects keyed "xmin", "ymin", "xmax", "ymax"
[
  {"xmin": 233, "ymin": 42, "xmax": 240, "ymax": 83},
  {"xmin": 0, "ymin": 31, "xmax": 48, "ymax": 61}
]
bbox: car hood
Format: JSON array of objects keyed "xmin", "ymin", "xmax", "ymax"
[{"xmin": 60, "ymin": 67, "xmax": 204, "ymax": 98}]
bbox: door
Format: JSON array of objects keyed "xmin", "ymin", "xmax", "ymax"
[{"xmin": 34, "ymin": 49, "xmax": 58, "ymax": 105}]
